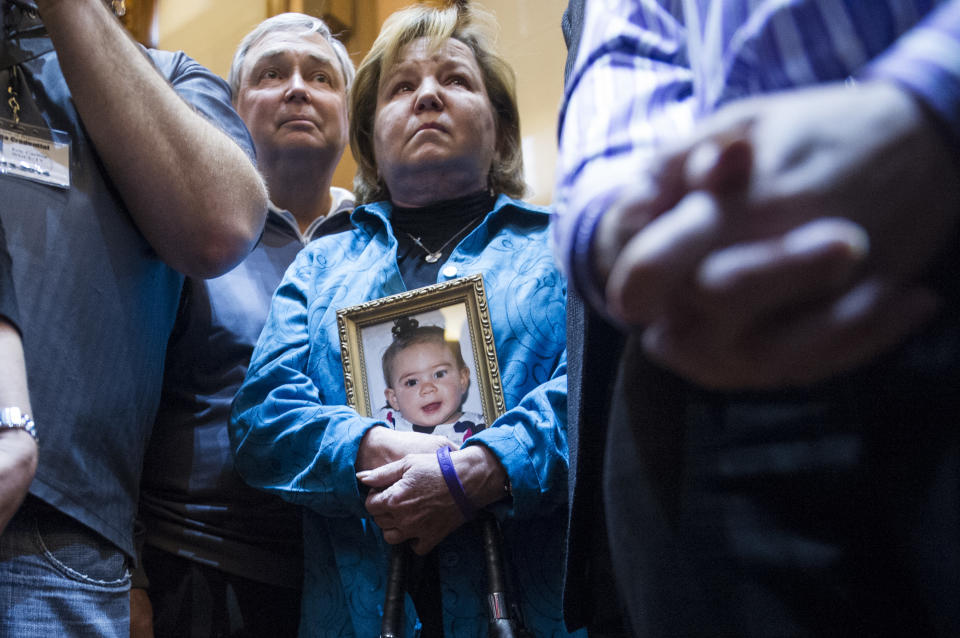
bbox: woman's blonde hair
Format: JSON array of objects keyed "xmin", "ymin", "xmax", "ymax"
[{"xmin": 349, "ymin": 1, "xmax": 525, "ymax": 204}]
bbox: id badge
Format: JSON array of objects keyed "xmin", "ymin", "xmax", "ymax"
[{"xmin": 0, "ymin": 118, "xmax": 71, "ymax": 189}]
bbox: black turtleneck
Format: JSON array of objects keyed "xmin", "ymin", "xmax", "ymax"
[
  {"xmin": 392, "ymin": 190, "xmax": 495, "ymax": 290},
  {"xmin": 391, "ymin": 193, "xmax": 497, "ymax": 635}
]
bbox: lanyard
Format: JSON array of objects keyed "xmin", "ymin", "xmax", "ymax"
[
  {"xmin": 6, "ymin": 65, "xmax": 19, "ymax": 125},
  {"xmin": 2, "ymin": 2, "xmax": 126, "ymax": 69},
  {"xmin": 2, "ymin": 1, "xmax": 52, "ymax": 71},
  {"xmin": 4, "ymin": 0, "xmax": 125, "ymax": 13},
  {"xmin": 4, "ymin": 0, "xmax": 129, "ymax": 16},
  {"xmin": 4, "ymin": 0, "xmax": 37, "ymax": 11},
  {"xmin": 0, "ymin": 0, "xmax": 72, "ymax": 189}
]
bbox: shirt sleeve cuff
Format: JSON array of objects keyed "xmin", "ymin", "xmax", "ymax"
[
  {"xmin": 464, "ymin": 426, "xmax": 539, "ymax": 519},
  {"xmin": 558, "ymin": 156, "xmax": 644, "ymax": 322},
  {"xmin": 862, "ymin": 1, "xmax": 960, "ymax": 150},
  {"xmin": 568, "ymin": 191, "xmax": 619, "ymax": 313}
]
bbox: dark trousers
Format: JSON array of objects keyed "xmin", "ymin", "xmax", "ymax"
[
  {"xmin": 142, "ymin": 545, "xmax": 301, "ymax": 638},
  {"xmin": 563, "ymin": 292, "xmax": 632, "ymax": 637},
  {"xmin": 605, "ymin": 324, "xmax": 960, "ymax": 637}
]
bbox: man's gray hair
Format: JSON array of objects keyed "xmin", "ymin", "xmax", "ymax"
[{"xmin": 228, "ymin": 13, "xmax": 356, "ymax": 99}]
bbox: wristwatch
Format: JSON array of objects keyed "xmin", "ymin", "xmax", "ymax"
[{"xmin": 0, "ymin": 407, "xmax": 38, "ymax": 443}]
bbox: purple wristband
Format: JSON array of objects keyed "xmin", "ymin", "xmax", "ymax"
[{"xmin": 437, "ymin": 446, "xmax": 476, "ymax": 521}]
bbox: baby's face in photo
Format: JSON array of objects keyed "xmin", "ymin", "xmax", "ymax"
[{"xmin": 385, "ymin": 341, "xmax": 470, "ymax": 428}]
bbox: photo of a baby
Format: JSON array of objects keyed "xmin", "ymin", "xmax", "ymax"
[
  {"xmin": 378, "ymin": 316, "xmax": 485, "ymax": 444},
  {"xmin": 337, "ymin": 275, "xmax": 503, "ymax": 436}
]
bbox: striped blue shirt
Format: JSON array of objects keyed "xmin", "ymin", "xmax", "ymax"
[{"xmin": 555, "ymin": 0, "xmax": 960, "ymax": 306}]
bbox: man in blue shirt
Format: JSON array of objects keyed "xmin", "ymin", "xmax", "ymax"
[
  {"xmin": 133, "ymin": 14, "xmax": 356, "ymax": 637},
  {"xmin": 0, "ymin": 0, "xmax": 267, "ymax": 634},
  {"xmin": 131, "ymin": 13, "xmax": 354, "ymax": 638}
]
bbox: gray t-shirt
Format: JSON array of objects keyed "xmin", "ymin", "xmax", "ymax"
[{"xmin": 0, "ymin": 3, "xmax": 257, "ymax": 557}]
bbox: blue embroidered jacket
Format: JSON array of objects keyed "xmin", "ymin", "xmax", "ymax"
[{"xmin": 230, "ymin": 195, "xmax": 580, "ymax": 637}]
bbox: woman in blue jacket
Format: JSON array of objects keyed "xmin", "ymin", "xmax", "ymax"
[{"xmin": 230, "ymin": 3, "xmax": 577, "ymax": 636}]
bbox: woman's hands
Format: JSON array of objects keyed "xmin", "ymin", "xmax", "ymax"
[
  {"xmin": 356, "ymin": 426, "xmax": 452, "ymax": 471},
  {"xmin": 357, "ymin": 443, "xmax": 508, "ymax": 554}
]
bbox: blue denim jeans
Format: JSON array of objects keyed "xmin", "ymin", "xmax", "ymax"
[{"xmin": 0, "ymin": 498, "xmax": 130, "ymax": 637}]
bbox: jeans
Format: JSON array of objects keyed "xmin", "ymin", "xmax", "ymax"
[{"xmin": 0, "ymin": 497, "xmax": 130, "ymax": 637}]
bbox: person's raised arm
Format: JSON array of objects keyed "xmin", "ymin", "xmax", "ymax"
[{"xmin": 35, "ymin": 0, "xmax": 267, "ymax": 278}]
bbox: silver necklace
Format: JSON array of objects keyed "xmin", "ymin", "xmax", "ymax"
[{"xmin": 405, "ymin": 216, "xmax": 481, "ymax": 263}]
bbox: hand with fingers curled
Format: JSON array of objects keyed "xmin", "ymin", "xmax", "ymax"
[
  {"xmin": 355, "ymin": 424, "xmax": 455, "ymax": 472},
  {"xmin": 356, "ymin": 444, "xmax": 508, "ymax": 555},
  {"xmin": 596, "ymin": 80, "xmax": 960, "ymax": 389},
  {"xmin": 357, "ymin": 453, "xmax": 463, "ymax": 555}
]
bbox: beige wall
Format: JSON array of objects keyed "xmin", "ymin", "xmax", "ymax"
[
  {"xmin": 158, "ymin": 1, "xmax": 267, "ymax": 78},
  {"xmin": 482, "ymin": 0, "xmax": 566, "ymax": 205},
  {"xmin": 157, "ymin": 0, "xmax": 567, "ymax": 204}
]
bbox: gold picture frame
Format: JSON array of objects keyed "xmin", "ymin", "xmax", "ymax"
[{"xmin": 337, "ymin": 275, "xmax": 505, "ymax": 429}]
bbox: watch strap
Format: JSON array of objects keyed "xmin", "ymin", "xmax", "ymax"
[{"xmin": 0, "ymin": 406, "xmax": 37, "ymax": 443}]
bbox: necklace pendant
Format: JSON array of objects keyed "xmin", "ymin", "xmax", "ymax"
[{"xmin": 425, "ymin": 252, "xmax": 442, "ymax": 264}]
